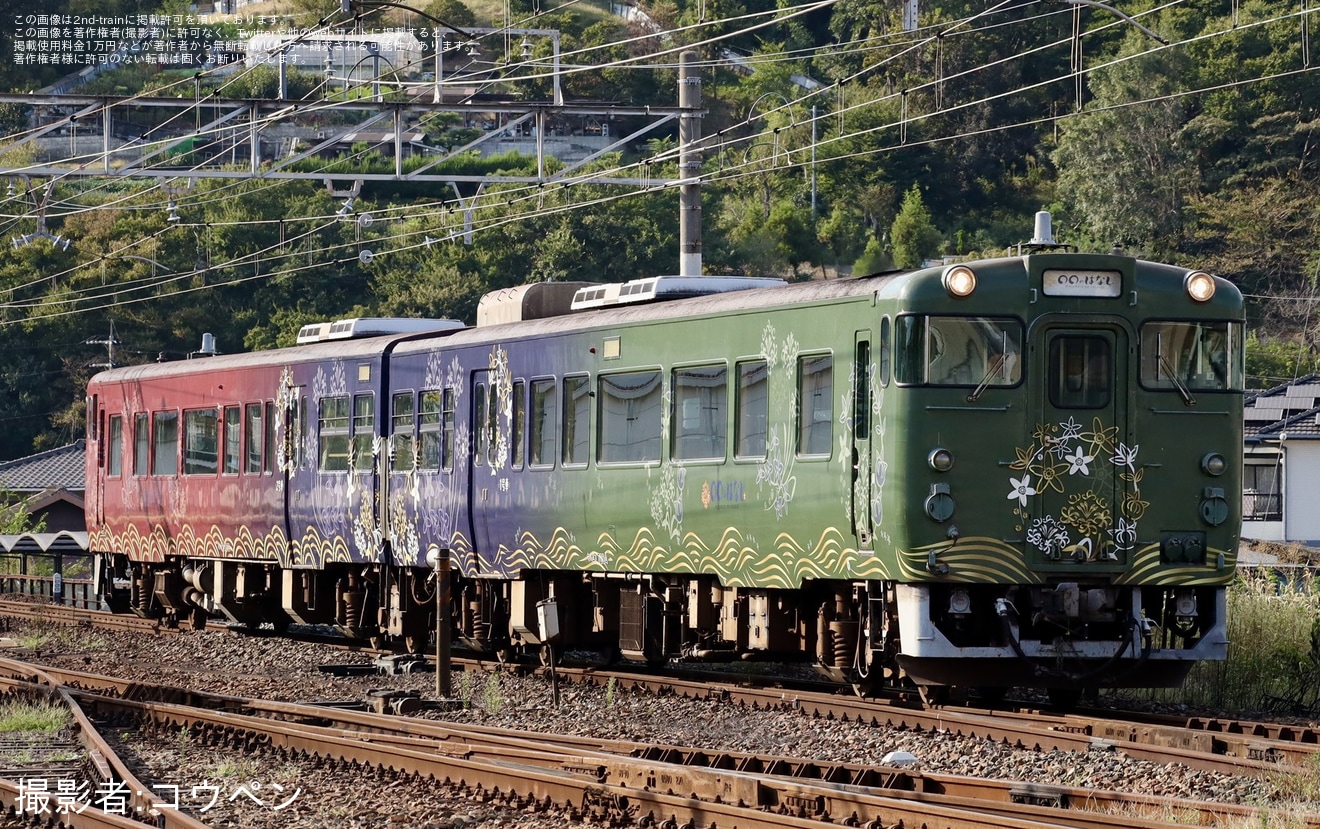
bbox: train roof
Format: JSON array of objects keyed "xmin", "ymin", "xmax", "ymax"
[{"xmin": 87, "ymin": 330, "xmax": 427, "ymax": 385}]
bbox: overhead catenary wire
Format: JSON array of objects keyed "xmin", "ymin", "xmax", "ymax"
[{"xmin": 1, "ymin": 0, "xmax": 1314, "ymax": 326}]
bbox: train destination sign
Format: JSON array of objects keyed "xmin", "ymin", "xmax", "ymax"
[{"xmin": 1042, "ymin": 269, "xmax": 1122, "ymax": 297}]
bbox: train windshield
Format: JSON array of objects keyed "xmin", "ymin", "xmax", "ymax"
[
  {"xmin": 1140, "ymin": 321, "xmax": 1243, "ymax": 392},
  {"xmin": 896, "ymin": 315, "xmax": 1023, "ymax": 387}
]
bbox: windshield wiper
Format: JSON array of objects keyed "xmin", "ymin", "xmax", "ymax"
[
  {"xmin": 1159, "ymin": 355, "xmax": 1197, "ymax": 406},
  {"xmin": 967, "ymin": 354, "xmax": 1006, "ymax": 403}
]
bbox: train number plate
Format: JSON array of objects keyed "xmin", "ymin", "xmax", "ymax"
[{"xmin": 1043, "ymin": 269, "xmax": 1122, "ymax": 297}]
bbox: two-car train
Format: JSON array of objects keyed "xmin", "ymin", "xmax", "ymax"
[{"xmin": 83, "ymin": 214, "xmax": 1244, "ymax": 700}]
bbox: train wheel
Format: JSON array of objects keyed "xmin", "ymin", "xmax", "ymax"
[
  {"xmin": 405, "ymin": 634, "xmax": 426, "ymax": 655},
  {"xmin": 186, "ymin": 608, "xmax": 207, "ymax": 631},
  {"xmin": 850, "ymin": 678, "xmax": 876, "ymax": 698}
]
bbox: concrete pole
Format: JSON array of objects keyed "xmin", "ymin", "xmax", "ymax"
[{"xmin": 678, "ymin": 51, "xmax": 702, "ymax": 277}]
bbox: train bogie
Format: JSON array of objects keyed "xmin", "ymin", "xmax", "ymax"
[{"xmin": 84, "ymin": 215, "xmax": 1244, "ymax": 698}]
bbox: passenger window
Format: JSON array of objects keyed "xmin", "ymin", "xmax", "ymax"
[
  {"xmin": 599, "ymin": 370, "xmax": 662, "ymax": 464},
  {"xmin": 442, "ymin": 388, "xmax": 456, "ymax": 470},
  {"xmin": 134, "ymin": 414, "xmax": 149, "ymax": 476},
  {"xmin": 352, "ymin": 394, "xmax": 374, "ymax": 471},
  {"xmin": 152, "ymin": 411, "xmax": 178, "ymax": 476},
  {"xmin": 1140, "ymin": 320, "xmax": 1241, "ymax": 391},
  {"xmin": 735, "ymin": 361, "xmax": 768, "ymax": 460},
  {"xmin": 392, "ymin": 392, "xmax": 415, "ymax": 472},
  {"xmin": 245, "ymin": 403, "xmax": 264, "ymax": 474},
  {"xmin": 1049, "ymin": 336, "xmax": 1112, "ymax": 409},
  {"xmin": 419, "ymin": 391, "xmax": 441, "ymax": 471},
  {"xmin": 674, "ymin": 365, "xmax": 727, "ymax": 461},
  {"xmin": 264, "ymin": 402, "xmax": 276, "ymax": 474},
  {"xmin": 223, "ymin": 406, "xmax": 240, "ymax": 474},
  {"xmin": 511, "ymin": 381, "xmax": 526, "ymax": 468},
  {"xmin": 562, "ymin": 375, "xmax": 590, "ymax": 467},
  {"xmin": 853, "ymin": 342, "xmax": 870, "ymax": 433},
  {"xmin": 107, "ymin": 415, "xmax": 123, "ymax": 477},
  {"xmin": 797, "ymin": 355, "xmax": 833, "ymax": 457},
  {"xmin": 530, "ymin": 379, "xmax": 556, "ymax": 468},
  {"xmin": 474, "ymin": 383, "xmax": 487, "ymax": 467},
  {"xmin": 319, "ymin": 396, "xmax": 350, "ymax": 472},
  {"xmin": 184, "ymin": 409, "xmax": 218, "ymax": 475}
]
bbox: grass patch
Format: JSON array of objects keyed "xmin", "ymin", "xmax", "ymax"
[
  {"xmin": 0, "ymin": 701, "xmax": 72, "ymax": 733},
  {"xmin": 1178, "ymin": 568, "xmax": 1320, "ymax": 714}
]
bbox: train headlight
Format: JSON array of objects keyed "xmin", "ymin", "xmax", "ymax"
[
  {"xmin": 1184, "ymin": 271, "xmax": 1216, "ymax": 302},
  {"xmin": 1201, "ymin": 452, "xmax": 1227, "ymax": 476},
  {"xmin": 928, "ymin": 448, "xmax": 955, "ymax": 472},
  {"xmin": 942, "ymin": 266, "xmax": 977, "ymax": 298}
]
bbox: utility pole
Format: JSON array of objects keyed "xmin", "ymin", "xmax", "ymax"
[
  {"xmin": 86, "ymin": 321, "xmax": 120, "ymax": 370},
  {"xmin": 678, "ymin": 51, "xmax": 702, "ymax": 277}
]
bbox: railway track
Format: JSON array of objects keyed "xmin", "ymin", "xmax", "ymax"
[
  {"xmin": 0, "ymin": 657, "xmax": 1309, "ymax": 829},
  {"xmin": 0, "ymin": 598, "xmax": 1315, "ymax": 780}
]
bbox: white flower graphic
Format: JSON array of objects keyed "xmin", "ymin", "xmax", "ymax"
[
  {"xmin": 1007, "ymin": 474, "xmax": 1036, "ymax": 507},
  {"xmin": 1109, "ymin": 517, "xmax": 1137, "ymax": 552},
  {"xmin": 1111, "ymin": 442, "xmax": 1139, "ymax": 473},
  {"xmin": 1064, "ymin": 445, "xmax": 1094, "ymax": 476},
  {"xmin": 1058, "ymin": 417, "xmax": 1083, "ymax": 442}
]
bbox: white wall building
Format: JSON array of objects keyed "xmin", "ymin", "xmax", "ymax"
[{"xmin": 1242, "ymin": 374, "xmax": 1320, "ymax": 544}]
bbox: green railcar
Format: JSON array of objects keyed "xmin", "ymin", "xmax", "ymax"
[{"xmin": 86, "ymin": 214, "xmax": 1243, "ymax": 701}]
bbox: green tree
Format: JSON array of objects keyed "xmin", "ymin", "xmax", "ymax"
[
  {"xmin": 1052, "ymin": 47, "xmax": 1197, "ymax": 255},
  {"xmin": 889, "ymin": 185, "xmax": 941, "ymax": 268}
]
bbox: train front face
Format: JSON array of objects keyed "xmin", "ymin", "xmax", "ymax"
[{"xmin": 887, "ymin": 252, "xmax": 1243, "ymax": 690}]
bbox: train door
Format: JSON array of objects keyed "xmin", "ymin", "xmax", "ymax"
[
  {"xmin": 851, "ymin": 331, "xmax": 874, "ymax": 548},
  {"xmin": 1027, "ymin": 320, "xmax": 1133, "ymax": 566}
]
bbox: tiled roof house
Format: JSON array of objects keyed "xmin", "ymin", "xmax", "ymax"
[
  {"xmin": 0, "ymin": 440, "xmax": 86, "ymax": 534},
  {"xmin": 1242, "ymin": 374, "xmax": 1320, "ymax": 544}
]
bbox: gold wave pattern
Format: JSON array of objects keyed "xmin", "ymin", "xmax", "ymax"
[
  {"xmin": 1115, "ymin": 544, "xmax": 1237, "ymax": 586},
  {"xmin": 88, "ymin": 524, "xmax": 170, "ymax": 563},
  {"xmin": 895, "ymin": 537, "xmax": 1039, "ymax": 583},
  {"xmin": 498, "ymin": 525, "xmax": 896, "ymax": 588},
  {"xmin": 289, "ymin": 526, "xmax": 354, "ymax": 568}
]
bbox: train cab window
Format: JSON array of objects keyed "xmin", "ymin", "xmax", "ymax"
[
  {"xmin": 512, "ymin": 380, "xmax": 526, "ymax": 468},
  {"xmin": 600, "ymin": 370, "xmax": 663, "ymax": 464},
  {"xmin": 107, "ymin": 415, "xmax": 123, "ymax": 477},
  {"xmin": 1049, "ymin": 336, "xmax": 1112, "ymax": 409},
  {"xmin": 152, "ymin": 411, "xmax": 178, "ymax": 476},
  {"xmin": 896, "ymin": 315, "xmax": 1022, "ymax": 387},
  {"xmin": 392, "ymin": 392, "xmax": 415, "ymax": 472},
  {"xmin": 419, "ymin": 391, "xmax": 441, "ymax": 471},
  {"xmin": 674, "ymin": 365, "xmax": 728, "ymax": 462},
  {"xmin": 134, "ymin": 414, "xmax": 149, "ymax": 477},
  {"xmin": 245, "ymin": 403, "xmax": 264, "ymax": 474},
  {"xmin": 530, "ymin": 379, "xmax": 556, "ymax": 468},
  {"xmin": 1140, "ymin": 321, "xmax": 1242, "ymax": 392},
  {"xmin": 319, "ymin": 396, "xmax": 350, "ymax": 472},
  {"xmin": 223, "ymin": 406, "xmax": 240, "ymax": 474},
  {"xmin": 879, "ymin": 317, "xmax": 891, "ymax": 387},
  {"xmin": 735, "ymin": 360, "xmax": 769, "ymax": 460},
  {"xmin": 797, "ymin": 355, "xmax": 833, "ymax": 457},
  {"xmin": 352, "ymin": 394, "xmax": 374, "ymax": 471},
  {"xmin": 563, "ymin": 375, "xmax": 591, "ymax": 467},
  {"xmin": 184, "ymin": 409, "xmax": 219, "ymax": 474}
]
